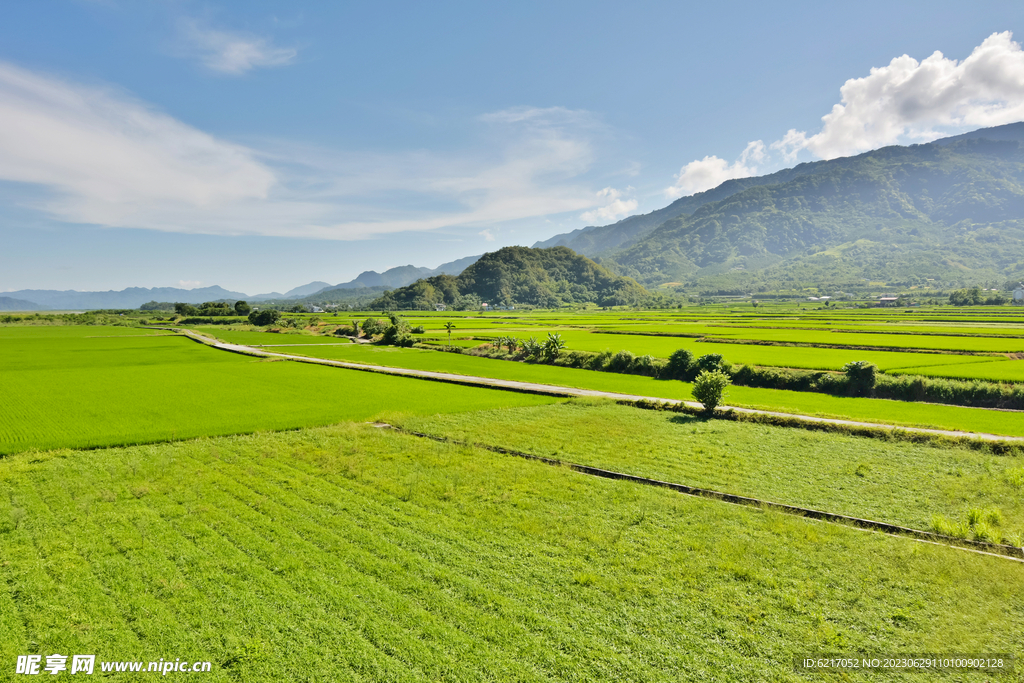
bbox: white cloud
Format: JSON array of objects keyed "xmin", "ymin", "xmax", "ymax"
[
  {"xmin": 479, "ymin": 229, "xmax": 496, "ymax": 241},
  {"xmin": 0, "ymin": 62, "xmax": 276, "ymax": 225},
  {"xmin": 0, "ymin": 66, "xmax": 617, "ymax": 241},
  {"xmin": 666, "ymin": 32, "xmax": 1024, "ymax": 196},
  {"xmin": 665, "ymin": 140, "xmax": 764, "ymax": 197},
  {"xmin": 579, "ymin": 187, "xmax": 638, "ymax": 223},
  {"xmin": 178, "ymin": 19, "xmax": 297, "ymax": 75},
  {"xmin": 177, "ymin": 280, "xmax": 202, "ymax": 289},
  {"xmin": 781, "ymin": 31, "xmax": 1024, "ymax": 160}
]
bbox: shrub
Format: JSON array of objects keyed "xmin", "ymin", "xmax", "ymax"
[
  {"xmin": 554, "ymin": 350, "xmax": 594, "ymax": 369},
  {"xmin": 362, "ymin": 318, "xmax": 386, "ymax": 336},
  {"xmin": 632, "ymin": 354, "xmax": 662, "ymax": 378},
  {"xmin": 692, "ymin": 369, "xmax": 731, "ymax": 416},
  {"xmin": 411, "ymin": 325, "xmax": 426, "ymax": 334},
  {"xmin": 606, "ymin": 350, "xmax": 636, "ymax": 373},
  {"xmin": 247, "ymin": 309, "xmax": 280, "ymax": 327},
  {"xmin": 588, "ymin": 350, "xmax": 614, "ymax": 371},
  {"xmin": 842, "ymin": 360, "xmax": 877, "ymax": 396},
  {"xmin": 695, "ymin": 353, "xmax": 725, "ymax": 373},
  {"xmin": 663, "ymin": 348, "xmax": 693, "ymax": 380}
]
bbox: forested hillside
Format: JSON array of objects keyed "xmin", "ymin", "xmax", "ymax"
[
  {"xmin": 371, "ymin": 246, "xmax": 648, "ymax": 309},
  {"xmin": 533, "ymin": 124, "xmax": 1024, "ymax": 292}
]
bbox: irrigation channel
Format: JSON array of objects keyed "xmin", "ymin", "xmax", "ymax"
[{"xmin": 170, "ymin": 328, "xmax": 1024, "ymax": 562}]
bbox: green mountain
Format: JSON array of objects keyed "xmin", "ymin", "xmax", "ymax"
[
  {"xmin": 370, "ymin": 246, "xmax": 648, "ymax": 309},
  {"xmin": 532, "ymin": 170, "xmax": 822, "ymax": 257},
  {"xmin": 563, "ymin": 123, "xmax": 1024, "ymax": 291}
]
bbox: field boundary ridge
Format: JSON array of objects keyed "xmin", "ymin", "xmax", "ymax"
[{"xmin": 377, "ymin": 423, "xmax": 1024, "ymax": 562}]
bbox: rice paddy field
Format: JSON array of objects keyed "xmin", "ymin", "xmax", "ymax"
[
  {"xmin": 400, "ymin": 401, "xmax": 1024, "ymax": 541},
  {"xmin": 0, "ymin": 326, "xmax": 554, "ymax": 454},
  {"xmin": 1, "ymin": 422, "xmax": 1022, "ymax": 682},
  {"xmin": 5, "ymin": 310, "xmax": 1024, "ymax": 680},
  {"xmin": 224, "ymin": 342, "xmax": 1024, "ymax": 437}
]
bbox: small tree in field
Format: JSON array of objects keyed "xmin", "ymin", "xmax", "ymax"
[{"xmin": 692, "ymin": 369, "xmax": 731, "ymax": 416}]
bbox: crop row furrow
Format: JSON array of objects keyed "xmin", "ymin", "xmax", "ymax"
[
  {"xmin": 149, "ymin": 475, "xmax": 482, "ymax": 683},
  {"xmin": 2, "ymin": 476, "xmax": 143, "ymax": 657},
  {"xmin": 26, "ymin": 457, "xmax": 251, "ymax": 661},
  {"xmin": 130, "ymin": 473, "xmax": 418, "ymax": 682},
  {"xmin": 196, "ymin": 433, "xmax": 696, "ymax": 676},
  {"xmin": 185, "ymin": 453, "xmax": 582, "ymax": 682}
]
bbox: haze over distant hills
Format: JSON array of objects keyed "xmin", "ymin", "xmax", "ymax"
[
  {"xmin": 4, "ymin": 255, "xmax": 483, "ymax": 310},
  {"xmin": 535, "ymin": 122, "xmax": 1024, "ymax": 292}
]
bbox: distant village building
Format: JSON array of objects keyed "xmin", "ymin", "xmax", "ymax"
[
  {"xmin": 1014, "ymin": 285, "xmax": 1024, "ymax": 304},
  {"xmin": 434, "ymin": 303, "xmax": 447, "ymax": 311},
  {"xmin": 807, "ymin": 297, "xmax": 819, "ymax": 302},
  {"xmin": 310, "ymin": 306, "xmax": 323, "ymax": 313},
  {"xmin": 481, "ymin": 303, "xmax": 490, "ymax": 310},
  {"xmin": 877, "ymin": 296, "xmax": 899, "ymax": 307}
]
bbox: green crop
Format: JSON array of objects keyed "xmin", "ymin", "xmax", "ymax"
[
  {"xmin": 1, "ymin": 423, "xmax": 1021, "ymax": 681},
  {"xmin": 0, "ymin": 327, "xmax": 555, "ymax": 455}
]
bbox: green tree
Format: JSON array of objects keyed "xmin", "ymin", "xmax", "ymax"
[
  {"xmin": 692, "ymin": 370, "xmax": 731, "ymax": 416},
  {"xmin": 247, "ymin": 309, "xmax": 280, "ymax": 326},
  {"xmin": 234, "ymin": 300, "xmax": 251, "ymax": 315},
  {"xmin": 444, "ymin": 322, "xmax": 456, "ymax": 348},
  {"xmin": 663, "ymin": 348, "xmax": 694, "ymax": 380},
  {"xmin": 843, "ymin": 360, "xmax": 877, "ymax": 396}
]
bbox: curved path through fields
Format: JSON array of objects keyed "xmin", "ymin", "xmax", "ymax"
[{"xmin": 177, "ymin": 329, "xmax": 1024, "ymax": 443}]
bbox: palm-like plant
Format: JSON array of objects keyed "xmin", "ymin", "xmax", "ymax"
[
  {"xmin": 522, "ymin": 337, "xmax": 542, "ymax": 357},
  {"xmin": 444, "ymin": 321, "xmax": 455, "ymax": 348},
  {"xmin": 505, "ymin": 336, "xmax": 519, "ymax": 354},
  {"xmin": 543, "ymin": 332, "xmax": 566, "ymax": 361}
]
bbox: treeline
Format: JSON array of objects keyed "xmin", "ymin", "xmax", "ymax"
[
  {"xmin": 948, "ymin": 287, "xmax": 1010, "ymax": 306},
  {"xmin": 453, "ymin": 337, "xmax": 1024, "ymax": 411},
  {"xmin": 171, "ymin": 301, "xmax": 251, "ymax": 316}
]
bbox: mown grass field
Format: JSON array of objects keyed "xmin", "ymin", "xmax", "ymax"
[
  {"xmin": 0, "ymin": 327, "xmax": 555, "ymax": 454},
  {"xmin": 2, "ymin": 422, "xmax": 1022, "ymax": 681},
  {"xmin": 242, "ymin": 342, "xmax": 1024, "ymax": 436},
  {"xmin": 400, "ymin": 401, "xmax": 1024, "ymax": 542}
]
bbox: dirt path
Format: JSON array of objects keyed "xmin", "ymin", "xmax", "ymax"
[{"xmin": 176, "ymin": 329, "xmax": 1024, "ymax": 443}]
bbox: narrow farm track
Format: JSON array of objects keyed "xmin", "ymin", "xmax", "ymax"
[{"xmin": 173, "ymin": 329, "xmax": 1024, "ymax": 443}]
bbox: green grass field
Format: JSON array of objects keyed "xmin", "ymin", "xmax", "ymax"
[
  {"xmin": 2, "ymin": 422, "xmax": 1021, "ymax": 681},
  {"xmin": 0, "ymin": 327, "xmax": 555, "ymax": 454},
  {"xmin": 242, "ymin": 342, "xmax": 1024, "ymax": 437},
  {"xmin": 400, "ymin": 401, "xmax": 1024, "ymax": 541},
  {"xmin": 413, "ymin": 327, "xmax": 1001, "ymax": 372}
]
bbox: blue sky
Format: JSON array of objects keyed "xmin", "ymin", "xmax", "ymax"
[{"xmin": 2, "ymin": 0, "xmax": 1023, "ymax": 295}]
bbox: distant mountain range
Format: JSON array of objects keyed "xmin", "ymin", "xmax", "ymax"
[
  {"xmin": 3, "ymin": 255, "xmax": 482, "ymax": 311},
  {"xmin": 0, "ymin": 296, "xmax": 47, "ymax": 312},
  {"xmin": 535, "ymin": 122, "xmax": 1024, "ymax": 291},
  {"xmin": 298, "ymin": 254, "xmax": 481, "ymax": 302}
]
